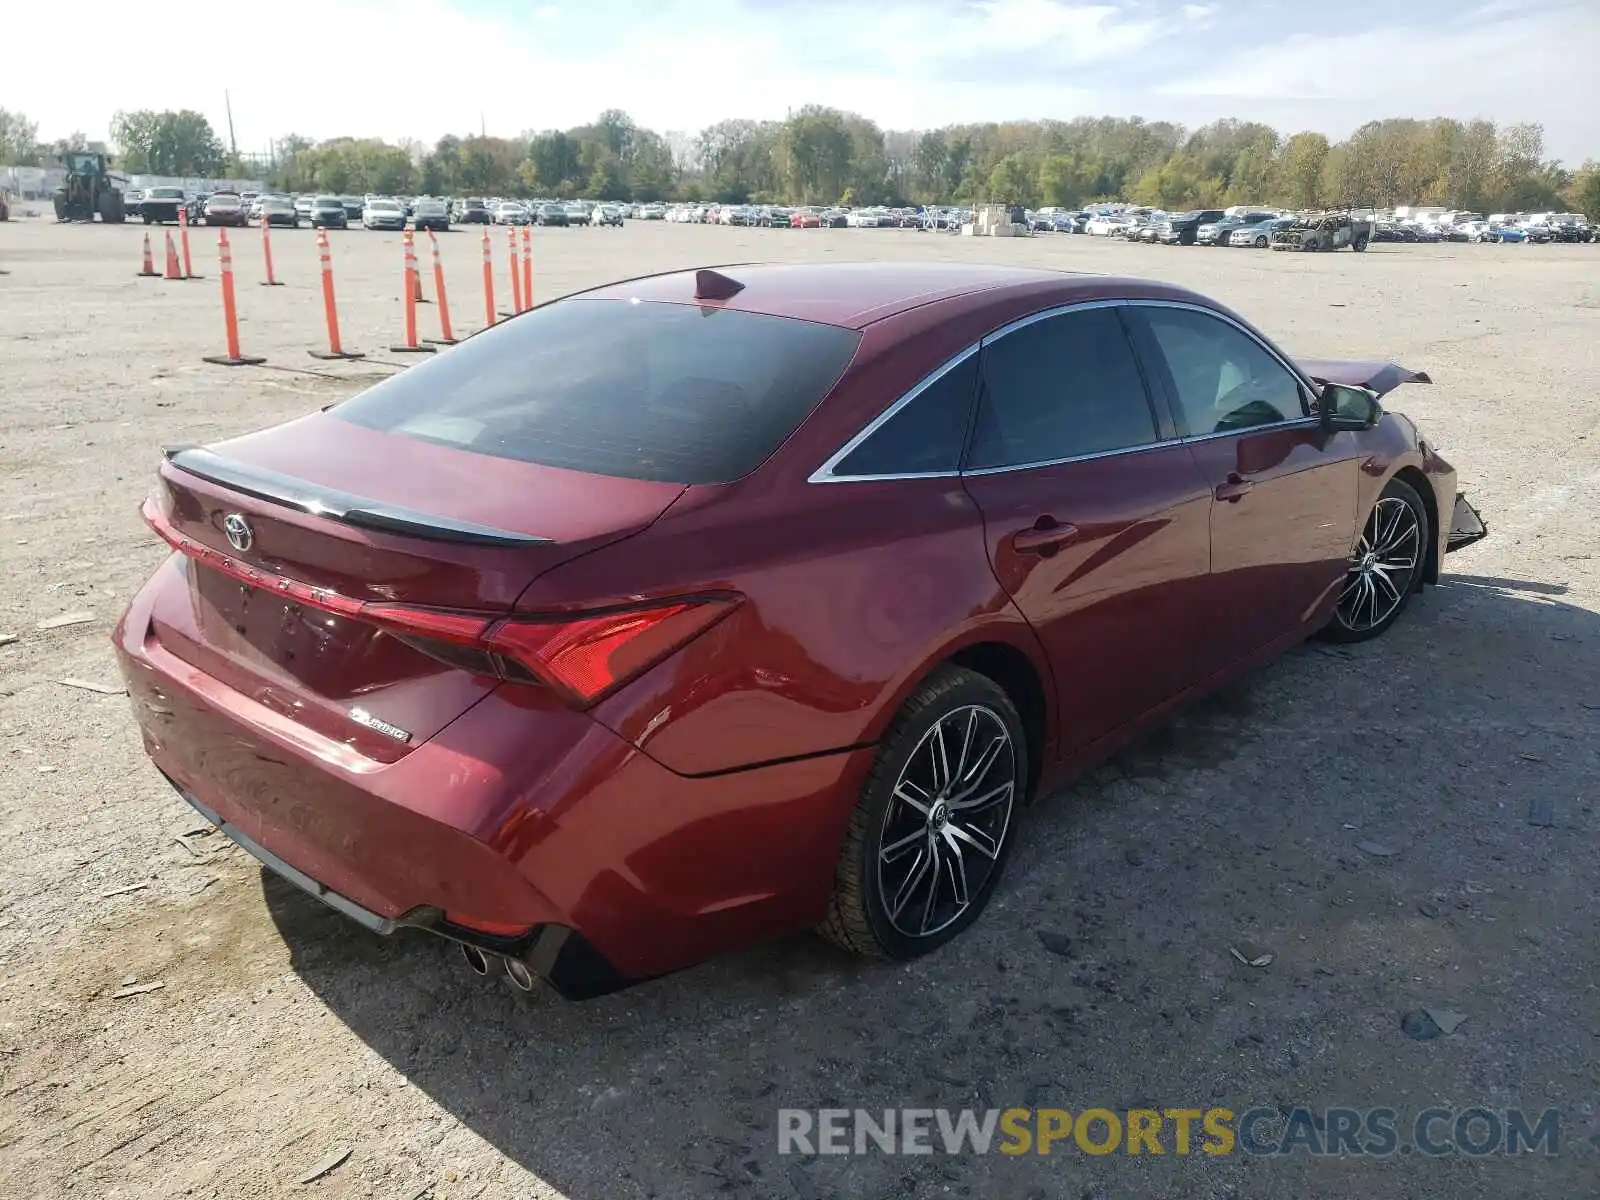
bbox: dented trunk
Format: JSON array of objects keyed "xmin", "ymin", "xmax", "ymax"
[{"xmin": 1295, "ymin": 359, "xmax": 1433, "ymax": 399}]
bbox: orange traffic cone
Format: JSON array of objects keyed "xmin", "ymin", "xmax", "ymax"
[
  {"xmin": 137, "ymin": 232, "xmax": 159, "ymax": 277},
  {"xmin": 201, "ymin": 229, "xmax": 265, "ymax": 367},
  {"xmin": 389, "ymin": 231, "xmax": 435, "ymax": 355},
  {"xmin": 163, "ymin": 232, "xmax": 183, "ymax": 281}
]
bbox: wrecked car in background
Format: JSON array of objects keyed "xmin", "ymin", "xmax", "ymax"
[{"xmin": 1271, "ymin": 210, "xmax": 1373, "ymax": 252}]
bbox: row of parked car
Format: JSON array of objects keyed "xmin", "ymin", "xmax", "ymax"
[
  {"xmin": 470, "ymin": 198, "xmax": 627, "ymax": 227},
  {"xmin": 126, "ymin": 186, "xmax": 1596, "ymax": 247},
  {"xmin": 1047, "ymin": 204, "xmax": 1596, "ymax": 245},
  {"xmin": 1370, "ymin": 212, "xmax": 1595, "ymax": 243}
]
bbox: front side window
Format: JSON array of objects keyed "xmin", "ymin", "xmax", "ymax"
[
  {"xmin": 1137, "ymin": 306, "xmax": 1307, "ymax": 436},
  {"xmin": 832, "ymin": 354, "xmax": 978, "ymax": 477},
  {"xmin": 966, "ymin": 306, "xmax": 1159, "ymax": 470}
]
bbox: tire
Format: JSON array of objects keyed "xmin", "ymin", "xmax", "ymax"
[
  {"xmin": 821, "ymin": 666, "xmax": 1026, "ymax": 960},
  {"xmin": 1320, "ymin": 477, "xmax": 1429, "ymax": 643},
  {"xmin": 1254, "ymin": 235, "xmax": 1267, "ymax": 248},
  {"xmin": 1352, "ymin": 235, "xmax": 1369, "ymax": 252}
]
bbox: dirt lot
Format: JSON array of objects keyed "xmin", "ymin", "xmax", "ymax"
[{"xmin": 0, "ymin": 216, "xmax": 1597, "ymax": 1200}]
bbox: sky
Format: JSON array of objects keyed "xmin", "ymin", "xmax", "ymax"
[{"xmin": 6, "ymin": 0, "xmax": 1598, "ymax": 165}]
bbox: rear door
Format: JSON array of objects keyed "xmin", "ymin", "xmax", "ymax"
[
  {"xmin": 959, "ymin": 303, "xmax": 1214, "ymax": 756},
  {"xmin": 1127, "ymin": 302, "xmax": 1361, "ymax": 671}
]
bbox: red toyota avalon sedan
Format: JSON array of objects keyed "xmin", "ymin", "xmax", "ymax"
[{"xmin": 116, "ymin": 262, "xmax": 1488, "ymax": 998}]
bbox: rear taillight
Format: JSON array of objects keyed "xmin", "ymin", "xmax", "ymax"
[
  {"xmin": 363, "ymin": 599, "xmax": 736, "ymax": 705},
  {"xmin": 143, "ymin": 497, "xmax": 737, "ymax": 707}
]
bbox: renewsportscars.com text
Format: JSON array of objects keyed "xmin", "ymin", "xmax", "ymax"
[{"xmin": 778, "ymin": 1106, "xmax": 1562, "ymax": 1157}]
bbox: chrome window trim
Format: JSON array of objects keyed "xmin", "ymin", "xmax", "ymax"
[
  {"xmin": 807, "ymin": 344, "xmax": 978, "ymax": 483},
  {"xmin": 976, "ymin": 297, "xmax": 1129, "ymax": 344},
  {"xmin": 961, "ymin": 435, "xmax": 1183, "ymax": 477},
  {"xmin": 808, "ymin": 296, "xmax": 1321, "ymax": 484}
]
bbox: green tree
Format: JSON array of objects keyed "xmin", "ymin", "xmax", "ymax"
[
  {"xmin": 49, "ymin": 132, "xmax": 90, "ymax": 158},
  {"xmin": 695, "ymin": 119, "xmax": 779, "ymax": 202},
  {"xmin": 1036, "ymin": 153, "xmax": 1090, "ymax": 207},
  {"xmin": 1567, "ymin": 161, "xmax": 1600, "ymax": 219},
  {"xmin": 110, "ymin": 109, "xmax": 225, "ymax": 175},
  {"xmin": 627, "ymin": 129, "xmax": 678, "ymax": 201},
  {"xmin": 0, "ymin": 107, "xmax": 40, "ymax": 165},
  {"xmin": 985, "ymin": 153, "xmax": 1035, "ymax": 205},
  {"xmin": 1448, "ymin": 120, "xmax": 1498, "ymax": 213},
  {"xmin": 1274, "ymin": 132, "xmax": 1329, "ymax": 209},
  {"xmin": 776, "ymin": 106, "xmax": 854, "ymax": 203},
  {"xmin": 247, "ymin": 108, "xmax": 1593, "ymax": 215},
  {"xmin": 455, "ymin": 135, "xmax": 517, "ymax": 194}
]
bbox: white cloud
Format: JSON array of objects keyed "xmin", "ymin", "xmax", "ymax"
[
  {"xmin": 4, "ymin": 0, "xmax": 1594, "ymax": 164},
  {"xmin": 1155, "ymin": 6, "xmax": 1600, "ymax": 159}
]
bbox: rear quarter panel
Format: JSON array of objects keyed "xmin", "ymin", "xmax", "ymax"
[{"xmin": 544, "ymin": 474, "xmax": 1046, "ymax": 775}]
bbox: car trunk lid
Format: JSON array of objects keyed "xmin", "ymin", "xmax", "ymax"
[
  {"xmin": 1296, "ymin": 359, "xmax": 1433, "ymax": 399},
  {"xmin": 144, "ymin": 415, "xmax": 685, "ymax": 760}
]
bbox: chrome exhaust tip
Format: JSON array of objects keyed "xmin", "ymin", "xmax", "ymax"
[
  {"xmin": 460, "ymin": 944, "xmax": 491, "ymax": 976},
  {"xmin": 504, "ymin": 956, "xmax": 537, "ymax": 992}
]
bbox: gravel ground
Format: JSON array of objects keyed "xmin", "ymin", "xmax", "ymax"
[{"xmin": 1, "ymin": 217, "xmax": 1597, "ymax": 1200}]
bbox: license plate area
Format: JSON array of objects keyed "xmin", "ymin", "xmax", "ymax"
[{"xmin": 192, "ymin": 565, "xmax": 374, "ymax": 682}]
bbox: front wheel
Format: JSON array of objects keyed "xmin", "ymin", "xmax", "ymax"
[
  {"xmin": 821, "ymin": 666, "xmax": 1025, "ymax": 960},
  {"xmin": 1321, "ymin": 477, "xmax": 1429, "ymax": 643},
  {"xmin": 1352, "ymin": 235, "xmax": 1369, "ymax": 252}
]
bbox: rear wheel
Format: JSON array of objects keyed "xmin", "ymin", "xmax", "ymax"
[
  {"xmin": 1321, "ymin": 477, "xmax": 1428, "ymax": 643},
  {"xmin": 821, "ymin": 666, "xmax": 1024, "ymax": 960},
  {"xmin": 1352, "ymin": 235, "xmax": 1369, "ymax": 251}
]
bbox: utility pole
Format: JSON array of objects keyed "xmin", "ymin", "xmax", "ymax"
[{"xmin": 224, "ymin": 90, "xmax": 238, "ymax": 158}]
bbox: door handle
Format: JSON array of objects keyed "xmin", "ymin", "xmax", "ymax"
[
  {"xmin": 1011, "ymin": 517, "xmax": 1080, "ymax": 555},
  {"xmin": 1214, "ymin": 472, "xmax": 1255, "ymax": 502}
]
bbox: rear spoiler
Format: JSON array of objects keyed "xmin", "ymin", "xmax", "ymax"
[
  {"xmin": 1296, "ymin": 359, "xmax": 1432, "ymax": 399},
  {"xmin": 161, "ymin": 445, "xmax": 550, "ymax": 547}
]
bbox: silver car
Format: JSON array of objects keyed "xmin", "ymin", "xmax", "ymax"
[{"xmin": 362, "ymin": 198, "xmax": 407, "ymax": 231}]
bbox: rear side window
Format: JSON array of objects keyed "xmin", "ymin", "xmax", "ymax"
[
  {"xmin": 967, "ymin": 307, "xmax": 1158, "ymax": 470},
  {"xmin": 832, "ymin": 354, "xmax": 978, "ymax": 477},
  {"xmin": 332, "ymin": 298, "xmax": 861, "ymax": 485}
]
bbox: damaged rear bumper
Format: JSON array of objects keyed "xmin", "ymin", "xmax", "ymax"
[
  {"xmin": 1446, "ymin": 492, "xmax": 1489, "ymax": 552},
  {"xmin": 166, "ymin": 775, "xmax": 635, "ymax": 1000}
]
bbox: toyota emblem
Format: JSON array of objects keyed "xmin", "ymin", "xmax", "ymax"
[{"xmin": 223, "ymin": 513, "xmax": 254, "ymax": 553}]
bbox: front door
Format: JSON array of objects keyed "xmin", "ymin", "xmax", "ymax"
[
  {"xmin": 959, "ymin": 304, "xmax": 1214, "ymax": 757},
  {"xmin": 1128, "ymin": 303, "xmax": 1361, "ymax": 670}
]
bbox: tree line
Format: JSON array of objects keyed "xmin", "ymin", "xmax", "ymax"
[{"xmin": 3, "ymin": 103, "xmax": 1597, "ymax": 217}]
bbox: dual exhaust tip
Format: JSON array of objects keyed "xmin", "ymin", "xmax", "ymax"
[{"xmin": 461, "ymin": 942, "xmax": 537, "ymax": 992}]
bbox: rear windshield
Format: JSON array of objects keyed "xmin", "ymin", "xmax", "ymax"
[{"xmin": 332, "ymin": 298, "xmax": 861, "ymax": 484}]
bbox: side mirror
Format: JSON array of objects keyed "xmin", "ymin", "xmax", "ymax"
[{"xmin": 1318, "ymin": 383, "xmax": 1381, "ymax": 432}]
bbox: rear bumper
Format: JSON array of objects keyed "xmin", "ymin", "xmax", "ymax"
[
  {"xmin": 165, "ymin": 775, "xmax": 630, "ymax": 998},
  {"xmin": 114, "ymin": 560, "xmax": 872, "ymax": 994}
]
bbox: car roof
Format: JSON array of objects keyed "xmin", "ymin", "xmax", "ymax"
[{"xmin": 578, "ymin": 262, "xmax": 1211, "ymax": 330}]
